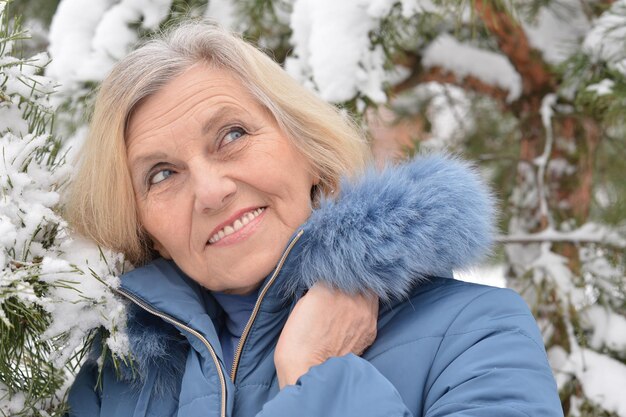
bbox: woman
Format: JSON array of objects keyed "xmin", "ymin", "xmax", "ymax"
[{"xmin": 65, "ymin": 21, "xmax": 563, "ymax": 417}]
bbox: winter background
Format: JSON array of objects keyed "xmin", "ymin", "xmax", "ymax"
[{"xmin": 1, "ymin": 0, "xmax": 625, "ymax": 415}]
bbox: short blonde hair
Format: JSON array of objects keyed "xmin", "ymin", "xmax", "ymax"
[{"xmin": 65, "ymin": 20, "xmax": 371, "ymax": 265}]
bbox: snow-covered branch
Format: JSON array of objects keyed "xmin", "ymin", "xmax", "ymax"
[
  {"xmin": 420, "ymin": 34, "xmax": 521, "ymax": 102},
  {"xmin": 498, "ymin": 223, "xmax": 626, "ymax": 248},
  {"xmin": 474, "ymin": 0, "xmax": 554, "ymax": 97}
]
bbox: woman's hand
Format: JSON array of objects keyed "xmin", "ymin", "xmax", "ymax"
[{"xmin": 274, "ymin": 283, "xmax": 379, "ymax": 389}]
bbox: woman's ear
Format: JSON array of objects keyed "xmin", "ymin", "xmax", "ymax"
[
  {"xmin": 309, "ymin": 169, "xmax": 322, "ymax": 207},
  {"xmin": 310, "ymin": 184, "xmax": 320, "ymax": 205}
]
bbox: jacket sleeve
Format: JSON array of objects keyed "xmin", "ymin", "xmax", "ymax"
[
  {"xmin": 256, "ymin": 353, "xmax": 413, "ymax": 417},
  {"xmin": 423, "ymin": 288, "xmax": 564, "ymax": 417},
  {"xmin": 66, "ymin": 360, "xmax": 102, "ymax": 417}
]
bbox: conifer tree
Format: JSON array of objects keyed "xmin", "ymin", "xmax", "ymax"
[{"xmin": 0, "ymin": 2, "xmax": 126, "ymax": 415}]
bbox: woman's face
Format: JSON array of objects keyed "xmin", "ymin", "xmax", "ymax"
[{"xmin": 126, "ymin": 64, "xmax": 317, "ymax": 295}]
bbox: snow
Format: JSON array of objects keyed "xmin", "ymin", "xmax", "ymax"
[
  {"xmin": 523, "ymin": 1, "xmax": 590, "ymax": 65},
  {"xmin": 1, "ymin": 14, "xmax": 130, "ymax": 408},
  {"xmin": 0, "ymin": 215, "xmax": 17, "ymax": 248},
  {"xmin": 594, "ymin": 185, "xmax": 612, "ymax": 208},
  {"xmin": 1, "ymin": 54, "xmax": 55, "ymax": 137},
  {"xmin": 421, "ymin": 34, "xmax": 522, "ymax": 102},
  {"xmin": 587, "ymin": 79, "xmax": 615, "ymax": 96},
  {"xmin": 92, "ymin": 4, "xmax": 140, "ymax": 59},
  {"xmin": 410, "ymin": 82, "xmax": 472, "ymax": 150},
  {"xmin": 533, "ymin": 94, "xmax": 557, "ymax": 224},
  {"xmin": 0, "ymin": 105, "xmax": 28, "ymax": 134},
  {"xmin": 583, "ymin": 0, "xmax": 626, "ymax": 76},
  {"xmin": 580, "ymin": 247, "xmax": 624, "ymax": 298},
  {"xmin": 550, "ymin": 342, "xmax": 626, "ymax": 416},
  {"xmin": 41, "ymin": 237, "xmax": 129, "ymax": 365},
  {"xmin": 47, "ymin": 0, "xmax": 115, "ymax": 87},
  {"xmin": 91, "ymin": 0, "xmax": 171, "ymax": 60},
  {"xmin": 0, "ymin": 129, "xmax": 128, "ymax": 366},
  {"xmin": 286, "ymin": 0, "xmax": 442, "ymax": 102},
  {"xmin": 532, "ymin": 243, "xmax": 579, "ymax": 299},
  {"xmin": 0, "ymin": 133, "xmax": 61, "ymax": 269},
  {"xmin": 365, "ymin": 0, "xmax": 441, "ymax": 18},
  {"xmin": 454, "ymin": 264, "xmax": 506, "ymax": 288},
  {"xmin": 547, "ymin": 157, "xmax": 576, "ymax": 178},
  {"xmin": 204, "ymin": 0, "xmax": 237, "ymax": 30},
  {"xmin": 47, "ymin": 0, "xmax": 172, "ymax": 91},
  {"xmin": 584, "ymin": 306, "xmax": 626, "ymax": 352},
  {"xmin": 573, "ymin": 348, "xmax": 626, "ymax": 416},
  {"xmin": 0, "ymin": 385, "xmax": 25, "ymax": 416},
  {"xmin": 365, "ymin": 0, "xmax": 398, "ymax": 17},
  {"xmin": 286, "ymin": 0, "xmax": 388, "ymax": 103},
  {"xmin": 547, "ymin": 345, "xmax": 571, "ymax": 389},
  {"xmin": 508, "ymin": 163, "xmax": 540, "ymax": 232},
  {"xmin": 500, "ymin": 222, "xmax": 626, "ymax": 247},
  {"xmin": 399, "ymin": 0, "xmax": 440, "ymax": 17}
]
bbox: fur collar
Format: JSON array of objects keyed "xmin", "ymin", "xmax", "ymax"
[
  {"xmin": 119, "ymin": 154, "xmax": 495, "ymax": 390},
  {"xmin": 280, "ymin": 154, "xmax": 495, "ymax": 302}
]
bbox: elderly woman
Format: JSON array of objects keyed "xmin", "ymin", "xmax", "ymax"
[{"xmin": 65, "ymin": 21, "xmax": 563, "ymax": 417}]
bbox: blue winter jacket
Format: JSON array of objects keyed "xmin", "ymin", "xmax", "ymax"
[{"xmin": 67, "ymin": 156, "xmax": 564, "ymax": 417}]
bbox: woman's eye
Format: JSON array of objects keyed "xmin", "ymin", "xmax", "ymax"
[
  {"xmin": 222, "ymin": 127, "xmax": 246, "ymax": 146},
  {"xmin": 150, "ymin": 168, "xmax": 174, "ymax": 185}
]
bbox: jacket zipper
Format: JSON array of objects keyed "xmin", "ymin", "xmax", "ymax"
[
  {"xmin": 113, "ymin": 287, "xmax": 228, "ymax": 417},
  {"xmin": 230, "ymin": 229, "xmax": 304, "ymax": 383},
  {"xmin": 111, "ymin": 228, "xmax": 304, "ymax": 416}
]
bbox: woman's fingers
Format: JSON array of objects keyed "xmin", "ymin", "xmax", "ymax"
[{"xmin": 274, "ymin": 283, "xmax": 379, "ymax": 388}]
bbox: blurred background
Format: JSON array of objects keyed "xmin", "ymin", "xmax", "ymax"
[{"xmin": 1, "ymin": 0, "xmax": 625, "ymax": 416}]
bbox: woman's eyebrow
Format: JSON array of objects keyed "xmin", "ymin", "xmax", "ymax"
[
  {"xmin": 129, "ymin": 152, "xmax": 168, "ymax": 177},
  {"xmin": 131, "ymin": 151, "xmax": 167, "ymax": 166},
  {"xmin": 201, "ymin": 106, "xmax": 242, "ymax": 135}
]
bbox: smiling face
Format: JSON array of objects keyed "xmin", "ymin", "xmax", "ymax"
[{"xmin": 126, "ymin": 64, "xmax": 317, "ymax": 295}]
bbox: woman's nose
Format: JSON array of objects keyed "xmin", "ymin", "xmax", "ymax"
[{"xmin": 190, "ymin": 163, "xmax": 237, "ymax": 213}]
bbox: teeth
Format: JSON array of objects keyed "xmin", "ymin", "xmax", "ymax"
[{"xmin": 208, "ymin": 208, "xmax": 264, "ymax": 244}]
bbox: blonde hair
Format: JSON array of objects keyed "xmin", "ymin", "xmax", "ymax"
[{"xmin": 65, "ymin": 20, "xmax": 371, "ymax": 265}]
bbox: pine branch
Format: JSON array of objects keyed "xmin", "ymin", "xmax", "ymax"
[
  {"xmin": 498, "ymin": 223, "xmax": 626, "ymax": 248},
  {"xmin": 473, "ymin": 0, "xmax": 555, "ymax": 98},
  {"xmin": 497, "ymin": 235, "xmax": 625, "ymax": 248},
  {"xmin": 412, "ymin": 65, "xmax": 510, "ymax": 105}
]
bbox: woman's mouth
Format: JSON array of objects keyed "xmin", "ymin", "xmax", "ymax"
[{"xmin": 208, "ymin": 207, "xmax": 266, "ymax": 245}]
